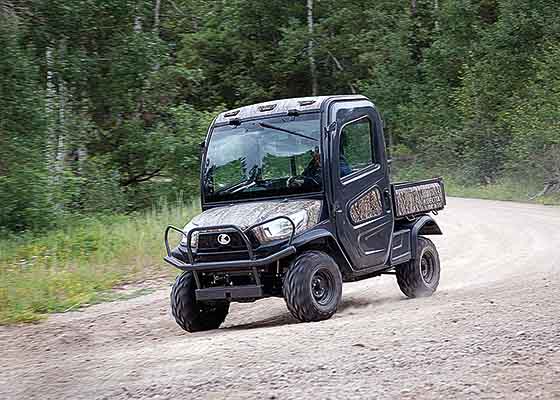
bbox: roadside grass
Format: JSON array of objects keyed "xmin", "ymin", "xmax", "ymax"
[
  {"xmin": 0, "ymin": 201, "xmax": 198, "ymax": 324},
  {"xmin": 444, "ymin": 179, "xmax": 560, "ymax": 205},
  {"xmin": 393, "ymin": 167, "xmax": 560, "ymax": 206}
]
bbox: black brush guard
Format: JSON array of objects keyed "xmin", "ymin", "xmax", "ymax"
[{"xmin": 164, "ymin": 216, "xmax": 297, "ymax": 301}]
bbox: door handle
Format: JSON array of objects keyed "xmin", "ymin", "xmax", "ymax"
[
  {"xmin": 383, "ymin": 189, "xmax": 392, "ymax": 211},
  {"xmin": 333, "ymin": 203, "xmax": 344, "ymax": 215}
]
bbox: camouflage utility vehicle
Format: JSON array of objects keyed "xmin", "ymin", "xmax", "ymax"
[{"xmin": 164, "ymin": 95, "xmax": 446, "ymax": 332}]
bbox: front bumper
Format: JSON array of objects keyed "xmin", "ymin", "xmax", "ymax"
[
  {"xmin": 163, "ymin": 245, "xmax": 296, "ymax": 272},
  {"xmin": 163, "ymin": 217, "xmax": 296, "ymax": 301},
  {"xmin": 196, "ymin": 284, "xmax": 265, "ymax": 301}
]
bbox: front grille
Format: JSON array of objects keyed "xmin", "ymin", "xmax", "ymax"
[{"xmin": 198, "ymin": 232, "xmax": 247, "ymax": 252}]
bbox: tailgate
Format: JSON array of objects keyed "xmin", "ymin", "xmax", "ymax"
[{"xmin": 391, "ymin": 178, "xmax": 446, "ymax": 218}]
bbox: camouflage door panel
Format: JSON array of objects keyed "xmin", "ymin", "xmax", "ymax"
[{"xmin": 349, "ymin": 187, "xmax": 384, "ymax": 224}]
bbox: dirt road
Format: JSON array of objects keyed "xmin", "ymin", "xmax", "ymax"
[{"xmin": 1, "ymin": 198, "xmax": 559, "ymax": 400}]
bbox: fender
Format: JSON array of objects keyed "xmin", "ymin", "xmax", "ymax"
[
  {"xmin": 291, "ymin": 226, "xmax": 354, "ymax": 278},
  {"xmin": 409, "ymin": 215, "xmax": 442, "ymax": 257},
  {"xmin": 291, "ymin": 226, "xmax": 336, "ymax": 247}
]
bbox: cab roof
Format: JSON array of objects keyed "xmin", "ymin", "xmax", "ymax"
[{"xmin": 214, "ymin": 95, "xmax": 367, "ymax": 124}]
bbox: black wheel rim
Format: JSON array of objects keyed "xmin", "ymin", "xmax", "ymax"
[
  {"xmin": 311, "ymin": 268, "xmax": 335, "ymax": 306},
  {"xmin": 420, "ymin": 249, "xmax": 436, "ymax": 284}
]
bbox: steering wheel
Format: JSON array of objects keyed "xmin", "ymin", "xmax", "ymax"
[{"xmin": 287, "ymin": 175, "xmax": 319, "ymax": 187}]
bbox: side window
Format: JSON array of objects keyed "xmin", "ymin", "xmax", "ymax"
[{"xmin": 339, "ymin": 117, "xmax": 374, "ymax": 177}]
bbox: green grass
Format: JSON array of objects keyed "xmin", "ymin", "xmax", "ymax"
[
  {"xmin": 0, "ymin": 201, "xmax": 199, "ymax": 324},
  {"xmin": 392, "ymin": 166, "xmax": 560, "ymax": 206},
  {"xmin": 444, "ymin": 179, "xmax": 560, "ymax": 205}
]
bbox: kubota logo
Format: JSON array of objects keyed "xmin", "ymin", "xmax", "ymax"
[{"xmin": 217, "ymin": 233, "xmax": 231, "ymax": 245}]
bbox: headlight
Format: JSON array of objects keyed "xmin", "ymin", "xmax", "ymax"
[
  {"xmin": 180, "ymin": 225, "xmax": 199, "ymax": 249},
  {"xmin": 252, "ymin": 210, "xmax": 311, "ymax": 244}
]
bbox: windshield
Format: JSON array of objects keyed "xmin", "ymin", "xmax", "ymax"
[{"xmin": 203, "ymin": 113, "xmax": 322, "ymax": 202}]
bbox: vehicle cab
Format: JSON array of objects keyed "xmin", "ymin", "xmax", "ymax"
[{"xmin": 164, "ymin": 95, "xmax": 445, "ymax": 333}]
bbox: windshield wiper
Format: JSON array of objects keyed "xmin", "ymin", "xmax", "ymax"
[
  {"xmin": 215, "ymin": 166, "xmax": 264, "ymax": 194},
  {"xmin": 216, "ymin": 177, "xmax": 254, "ymax": 194},
  {"xmin": 220, "ymin": 178, "xmax": 273, "ymax": 194},
  {"xmin": 257, "ymin": 122, "xmax": 318, "ymax": 142}
]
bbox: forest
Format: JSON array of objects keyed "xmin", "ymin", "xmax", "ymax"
[{"xmin": 2, "ymin": 0, "xmax": 560, "ymax": 234}]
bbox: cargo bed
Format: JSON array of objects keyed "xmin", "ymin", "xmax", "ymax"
[{"xmin": 391, "ymin": 178, "xmax": 446, "ymax": 219}]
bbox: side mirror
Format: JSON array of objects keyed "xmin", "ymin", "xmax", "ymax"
[{"xmin": 198, "ymin": 141, "xmax": 205, "ymax": 161}]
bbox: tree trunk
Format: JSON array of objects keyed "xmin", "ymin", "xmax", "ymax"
[
  {"xmin": 46, "ymin": 41, "xmax": 68, "ymax": 194},
  {"xmin": 153, "ymin": 0, "xmax": 161, "ymax": 34},
  {"xmin": 153, "ymin": 0, "xmax": 161, "ymax": 70},
  {"xmin": 56, "ymin": 41, "xmax": 67, "ymax": 176},
  {"xmin": 434, "ymin": 0, "xmax": 440, "ymax": 31},
  {"xmin": 46, "ymin": 45, "xmax": 59, "ymax": 178},
  {"xmin": 307, "ymin": 0, "xmax": 318, "ymax": 96},
  {"xmin": 134, "ymin": 2, "xmax": 145, "ymax": 115},
  {"xmin": 134, "ymin": 0, "xmax": 143, "ymax": 33}
]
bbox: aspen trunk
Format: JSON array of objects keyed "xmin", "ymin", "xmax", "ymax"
[
  {"xmin": 153, "ymin": 0, "xmax": 161, "ymax": 34},
  {"xmin": 307, "ymin": 0, "xmax": 318, "ymax": 96},
  {"xmin": 434, "ymin": 0, "xmax": 440, "ymax": 31},
  {"xmin": 153, "ymin": 0, "xmax": 161, "ymax": 70},
  {"xmin": 56, "ymin": 41, "xmax": 66, "ymax": 176},
  {"xmin": 46, "ymin": 46, "xmax": 59, "ymax": 177},
  {"xmin": 134, "ymin": 1, "xmax": 143, "ymax": 33}
]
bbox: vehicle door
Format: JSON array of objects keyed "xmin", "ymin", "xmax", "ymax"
[{"xmin": 329, "ymin": 100, "xmax": 393, "ymax": 270}]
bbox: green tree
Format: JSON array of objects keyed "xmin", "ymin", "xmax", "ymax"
[{"xmin": 0, "ymin": 11, "xmax": 51, "ymax": 231}]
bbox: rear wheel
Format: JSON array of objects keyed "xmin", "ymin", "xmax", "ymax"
[
  {"xmin": 396, "ymin": 237, "xmax": 440, "ymax": 298},
  {"xmin": 283, "ymin": 251, "xmax": 343, "ymax": 322},
  {"xmin": 170, "ymin": 271, "xmax": 230, "ymax": 332}
]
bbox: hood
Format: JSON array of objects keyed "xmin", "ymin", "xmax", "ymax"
[{"xmin": 186, "ymin": 199, "xmax": 322, "ymax": 231}]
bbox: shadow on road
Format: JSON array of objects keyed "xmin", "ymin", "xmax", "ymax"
[
  {"xmin": 337, "ymin": 297, "xmax": 374, "ymax": 312},
  {"xmin": 221, "ymin": 295, "xmax": 398, "ymax": 332},
  {"xmin": 337, "ymin": 294, "xmax": 401, "ymax": 313},
  {"xmin": 223, "ymin": 311, "xmax": 298, "ymax": 331}
]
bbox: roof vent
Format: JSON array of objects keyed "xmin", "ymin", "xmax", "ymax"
[
  {"xmin": 224, "ymin": 110, "xmax": 240, "ymax": 117},
  {"xmin": 298, "ymin": 100, "xmax": 316, "ymax": 107},
  {"xmin": 258, "ymin": 104, "xmax": 277, "ymax": 112}
]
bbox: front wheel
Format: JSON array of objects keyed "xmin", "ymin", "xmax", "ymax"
[
  {"xmin": 170, "ymin": 272, "xmax": 230, "ymax": 332},
  {"xmin": 396, "ymin": 237, "xmax": 441, "ymax": 298},
  {"xmin": 283, "ymin": 251, "xmax": 343, "ymax": 322}
]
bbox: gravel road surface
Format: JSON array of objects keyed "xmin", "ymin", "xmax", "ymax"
[{"xmin": 1, "ymin": 197, "xmax": 559, "ymax": 400}]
